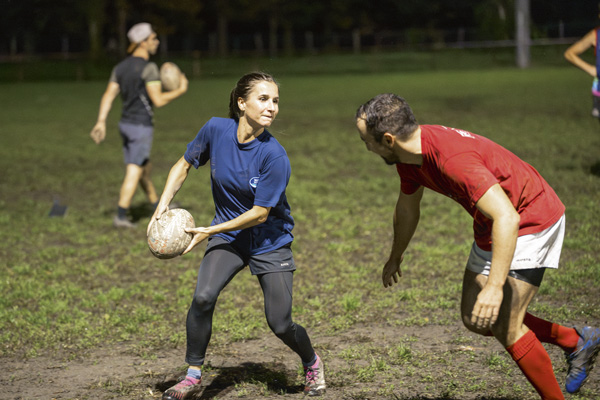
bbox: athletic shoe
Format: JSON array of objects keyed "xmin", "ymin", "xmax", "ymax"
[
  {"xmin": 162, "ymin": 377, "xmax": 202, "ymax": 400},
  {"xmin": 565, "ymin": 326, "xmax": 600, "ymax": 393},
  {"xmin": 303, "ymin": 354, "xmax": 326, "ymax": 396},
  {"xmin": 112, "ymin": 215, "xmax": 136, "ymax": 228}
]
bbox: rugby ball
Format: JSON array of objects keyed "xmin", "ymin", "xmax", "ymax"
[
  {"xmin": 160, "ymin": 62, "xmax": 182, "ymax": 91},
  {"xmin": 147, "ymin": 208, "xmax": 195, "ymax": 259}
]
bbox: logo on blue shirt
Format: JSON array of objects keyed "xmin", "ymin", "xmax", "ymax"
[{"xmin": 249, "ymin": 177, "xmax": 259, "ymax": 188}]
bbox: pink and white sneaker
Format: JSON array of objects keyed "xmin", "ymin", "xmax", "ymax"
[
  {"xmin": 162, "ymin": 376, "xmax": 202, "ymax": 400},
  {"xmin": 303, "ymin": 354, "xmax": 326, "ymax": 396}
]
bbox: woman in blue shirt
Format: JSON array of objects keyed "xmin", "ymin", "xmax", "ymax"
[{"xmin": 150, "ymin": 72, "xmax": 325, "ymax": 399}]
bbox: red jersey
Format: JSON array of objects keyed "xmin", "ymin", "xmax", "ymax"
[{"xmin": 396, "ymin": 125, "xmax": 565, "ymax": 251}]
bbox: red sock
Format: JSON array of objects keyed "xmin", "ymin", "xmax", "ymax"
[
  {"xmin": 506, "ymin": 330, "xmax": 564, "ymax": 400},
  {"xmin": 524, "ymin": 313, "xmax": 579, "ymax": 353}
]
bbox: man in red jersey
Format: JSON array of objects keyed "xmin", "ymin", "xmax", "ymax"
[{"xmin": 355, "ymin": 93, "xmax": 600, "ymax": 399}]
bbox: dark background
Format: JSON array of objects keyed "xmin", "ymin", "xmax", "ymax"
[{"xmin": 1, "ymin": 0, "xmax": 598, "ymax": 60}]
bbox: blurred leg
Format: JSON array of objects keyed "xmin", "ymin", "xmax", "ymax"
[
  {"xmin": 139, "ymin": 161, "xmax": 158, "ymax": 204},
  {"xmin": 118, "ymin": 163, "xmax": 143, "ymax": 209}
]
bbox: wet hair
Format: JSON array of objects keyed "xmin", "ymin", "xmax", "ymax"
[
  {"xmin": 229, "ymin": 72, "xmax": 279, "ymax": 122},
  {"xmin": 355, "ymin": 93, "xmax": 418, "ymax": 143}
]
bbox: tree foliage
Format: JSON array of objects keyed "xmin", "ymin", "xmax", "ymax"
[{"xmin": 0, "ymin": 0, "xmax": 598, "ymax": 57}]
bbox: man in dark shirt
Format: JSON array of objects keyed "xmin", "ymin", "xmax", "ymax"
[{"xmin": 90, "ymin": 23, "xmax": 188, "ymax": 228}]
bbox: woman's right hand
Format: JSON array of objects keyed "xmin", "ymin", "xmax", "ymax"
[{"xmin": 147, "ymin": 203, "xmax": 170, "ymax": 235}]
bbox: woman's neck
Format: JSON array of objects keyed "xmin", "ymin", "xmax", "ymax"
[{"xmin": 237, "ymin": 118, "xmax": 264, "ymax": 143}]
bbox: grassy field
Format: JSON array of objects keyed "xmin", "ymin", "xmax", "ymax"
[
  {"xmin": 1, "ymin": 59, "xmax": 599, "ymax": 399},
  {"xmin": 0, "ymin": 44, "xmax": 573, "ymax": 82}
]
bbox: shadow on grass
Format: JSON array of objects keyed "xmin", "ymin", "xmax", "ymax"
[
  {"xmin": 591, "ymin": 160, "xmax": 600, "ymax": 177},
  {"xmin": 395, "ymin": 398, "xmax": 525, "ymax": 400},
  {"xmin": 393, "ymin": 397, "xmax": 525, "ymax": 400},
  {"xmin": 156, "ymin": 362, "xmax": 302, "ymax": 399},
  {"xmin": 129, "ymin": 201, "xmax": 187, "ymax": 222},
  {"xmin": 129, "ymin": 202, "xmax": 155, "ymax": 222}
]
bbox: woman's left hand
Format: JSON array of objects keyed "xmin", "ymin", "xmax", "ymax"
[{"xmin": 182, "ymin": 227, "xmax": 211, "ymax": 255}]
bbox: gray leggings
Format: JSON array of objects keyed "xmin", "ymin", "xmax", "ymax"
[{"xmin": 184, "ymin": 243, "xmax": 316, "ymax": 366}]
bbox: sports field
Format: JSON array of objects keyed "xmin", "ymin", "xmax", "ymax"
[{"xmin": 1, "ymin": 57, "xmax": 599, "ymax": 399}]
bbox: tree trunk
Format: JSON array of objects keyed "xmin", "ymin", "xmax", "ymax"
[
  {"xmin": 283, "ymin": 24, "xmax": 293, "ymax": 57},
  {"xmin": 515, "ymin": 0, "xmax": 530, "ymax": 68},
  {"xmin": 89, "ymin": 19, "xmax": 100, "ymax": 60},
  {"xmin": 269, "ymin": 15, "xmax": 278, "ymax": 58},
  {"xmin": 218, "ymin": 14, "xmax": 228, "ymax": 57},
  {"xmin": 116, "ymin": 0, "xmax": 128, "ymax": 57},
  {"xmin": 86, "ymin": 0, "xmax": 107, "ymax": 60}
]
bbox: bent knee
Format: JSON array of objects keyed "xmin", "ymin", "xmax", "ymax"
[
  {"xmin": 192, "ymin": 291, "xmax": 218, "ymax": 311},
  {"xmin": 268, "ymin": 320, "xmax": 294, "ymax": 337}
]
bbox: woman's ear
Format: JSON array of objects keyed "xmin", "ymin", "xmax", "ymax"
[{"xmin": 237, "ymin": 97, "xmax": 245, "ymax": 112}]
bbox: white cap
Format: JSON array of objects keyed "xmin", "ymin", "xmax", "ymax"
[{"xmin": 127, "ymin": 23, "xmax": 153, "ymax": 44}]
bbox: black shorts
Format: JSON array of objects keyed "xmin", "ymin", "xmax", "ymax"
[
  {"xmin": 508, "ymin": 268, "xmax": 546, "ymax": 287},
  {"xmin": 205, "ymin": 236, "xmax": 296, "ymax": 275}
]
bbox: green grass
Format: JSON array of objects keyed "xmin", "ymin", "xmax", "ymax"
[
  {"xmin": 0, "ymin": 44, "xmax": 576, "ymax": 82},
  {"xmin": 1, "ymin": 56, "xmax": 599, "ymax": 398}
]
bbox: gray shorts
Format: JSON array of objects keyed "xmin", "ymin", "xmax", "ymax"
[
  {"xmin": 205, "ymin": 236, "xmax": 296, "ymax": 275},
  {"xmin": 119, "ymin": 121, "xmax": 153, "ymax": 166}
]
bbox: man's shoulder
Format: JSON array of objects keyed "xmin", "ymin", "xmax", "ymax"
[{"xmin": 114, "ymin": 56, "xmax": 143, "ymax": 75}]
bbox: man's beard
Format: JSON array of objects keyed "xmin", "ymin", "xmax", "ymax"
[{"xmin": 382, "ymin": 156, "xmax": 396, "ymax": 165}]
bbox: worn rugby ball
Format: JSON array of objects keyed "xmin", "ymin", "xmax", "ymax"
[
  {"xmin": 147, "ymin": 208, "xmax": 195, "ymax": 259},
  {"xmin": 160, "ymin": 62, "xmax": 182, "ymax": 91}
]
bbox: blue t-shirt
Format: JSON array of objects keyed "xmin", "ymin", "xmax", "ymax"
[{"xmin": 184, "ymin": 117, "xmax": 294, "ymax": 255}]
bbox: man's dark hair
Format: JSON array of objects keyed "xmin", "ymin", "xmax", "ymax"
[{"xmin": 355, "ymin": 93, "xmax": 418, "ymax": 143}]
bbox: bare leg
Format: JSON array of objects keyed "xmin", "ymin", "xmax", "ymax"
[
  {"xmin": 118, "ymin": 163, "xmax": 144, "ymax": 209},
  {"xmin": 461, "ymin": 270, "xmax": 564, "ymax": 400},
  {"xmin": 139, "ymin": 161, "xmax": 158, "ymax": 204},
  {"xmin": 461, "ymin": 270, "xmax": 534, "ymax": 346}
]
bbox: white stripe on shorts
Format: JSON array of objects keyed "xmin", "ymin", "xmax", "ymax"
[{"xmin": 466, "ymin": 214, "xmax": 565, "ymax": 276}]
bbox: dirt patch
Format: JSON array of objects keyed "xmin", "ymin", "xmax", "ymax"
[{"xmin": 3, "ymin": 322, "xmax": 598, "ymax": 400}]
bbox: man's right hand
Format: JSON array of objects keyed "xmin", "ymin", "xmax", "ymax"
[
  {"xmin": 147, "ymin": 203, "xmax": 170, "ymax": 235},
  {"xmin": 90, "ymin": 122, "xmax": 106, "ymax": 144},
  {"xmin": 382, "ymin": 255, "xmax": 404, "ymax": 288}
]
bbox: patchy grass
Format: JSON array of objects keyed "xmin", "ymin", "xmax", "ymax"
[{"xmin": 0, "ymin": 64, "xmax": 599, "ymax": 399}]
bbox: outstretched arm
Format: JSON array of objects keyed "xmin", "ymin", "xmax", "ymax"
[
  {"xmin": 471, "ymin": 183, "xmax": 520, "ymax": 329},
  {"xmin": 90, "ymin": 82, "xmax": 120, "ymax": 144},
  {"xmin": 383, "ymin": 185, "xmax": 423, "ymax": 288},
  {"xmin": 564, "ymin": 29, "xmax": 597, "ymax": 77},
  {"xmin": 148, "ymin": 156, "xmax": 192, "ymax": 232}
]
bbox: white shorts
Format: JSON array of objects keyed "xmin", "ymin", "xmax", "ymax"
[{"xmin": 466, "ymin": 214, "xmax": 565, "ymax": 276}]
